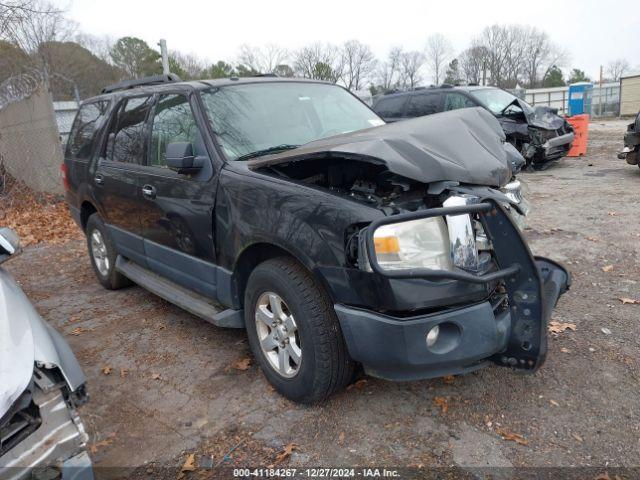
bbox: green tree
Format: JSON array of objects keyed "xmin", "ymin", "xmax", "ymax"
[
  {"xmin": 567, "ymin": 68, "xmax": 590, "ymax": 84},
  {"xmin": 542, "ymin": 65, "xmax": 565, "ymax": 87},
  {"xmin": 311, "ymin": 61, "xmax": 336, "ymax": 82},
  {"xmin": 109, "ymin": 36, "xmax": 161, "ymax": 78},
  {"xmin": 444, "ymin": 58, "xmax": 460, "ymax": 84},
  {"xmin": 273, "ymin": 63, "xmax": 294, "ymax": 77},
  {"xmin": 203, "ymin": 60, "xmax": 235, "ymax": 79},
  {"xmin": 236, "ymin": 63, "xmax": 259, "ymax": 77}
]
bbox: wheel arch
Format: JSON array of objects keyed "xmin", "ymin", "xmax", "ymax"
[{"xmin": 231, "ymin": 241, "xmax": 330, "ymax": 310}]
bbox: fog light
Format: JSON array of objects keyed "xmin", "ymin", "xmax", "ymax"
[{"xmin": 426, "ymin": 325, "xmax": 440, "ymax": 348}]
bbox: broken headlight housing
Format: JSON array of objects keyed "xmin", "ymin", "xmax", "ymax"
[{"xmin": 371, "ymin": 216, "xmax": 453, "ymax": 271}]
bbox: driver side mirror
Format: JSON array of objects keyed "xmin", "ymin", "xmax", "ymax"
[
  {"xmin": 166, "ymin": 142, "xmax": 204, "ymax": 174},
  {"xmin": 0, "ymin": 228, "xmax": 21, "ymax": 265}
]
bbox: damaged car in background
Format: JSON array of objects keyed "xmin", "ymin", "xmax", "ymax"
[
  {"xmin": 372, "ymin": 85, "xmax": 574, "ymax": 169},
  {"xmin": 0, "ymin": 228, "xmax": 93, "ymax": 479},
  {"xmin": 64, "ymin": 77, "xmax": 569, "ymax": 404},
  {"xmin": 618, "ymin": 111, "xmax": 640, "ymax": 169}
]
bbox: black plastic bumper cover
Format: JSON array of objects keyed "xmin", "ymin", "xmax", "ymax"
[{"xmin": 335, "ymin": 201, "xmax": 570, "ymax": 381}]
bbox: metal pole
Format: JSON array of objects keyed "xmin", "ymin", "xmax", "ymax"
[
  {"xmin": 158, "ymin": 39, "xmax": 170, "ymax": 75},
  {"xmin": 598, "ymin": 65, "xmax": 603, "ymax": 117}
]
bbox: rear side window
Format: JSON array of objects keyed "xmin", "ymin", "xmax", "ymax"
[
  {"xmin": 66, "ymin": 101, "xmax": 109, "ymax": 160},
  {"xmin": 374, "ymin": 96, "xmax": 407, "ymax": 118},
  {"xmin": 406, "ymin": 93, "xmax": 443, "ymax": 117},
  {"xmin": 444, "ymin": 93, "xmax": 476, "ymax": 111},
  {"xmin": 148, "ymin": 94, "xmax": 200, "ymax": 168},
  {"xmin": 104, "ymin": 96, "xmax": 153, "ymax": 164}
]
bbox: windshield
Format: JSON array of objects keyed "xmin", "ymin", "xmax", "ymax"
[
  {"xmin": 200, "ymin": 82, "xmax": 384, "ymax": 161},
  {"xmin": 469, "ymin": 88, "xmax": 532, "ymax": 116}
]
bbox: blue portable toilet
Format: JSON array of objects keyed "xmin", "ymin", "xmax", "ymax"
[{"xmin": 568, "ymin": 82, "xmax": 593, "ymax": 116}]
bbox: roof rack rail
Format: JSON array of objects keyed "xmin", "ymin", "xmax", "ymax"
[
  {"xmin": 439, "ymin": 83, "xmax": 454, "ymax": 88},
  {"xmin": 101, "ymin": 73, "xmax": 182, "ymax": 94},
  {"xmin": 251, "ymin": 73, "xmax": 278, "ymax": 77}
]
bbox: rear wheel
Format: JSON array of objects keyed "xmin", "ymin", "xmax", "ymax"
[
  {"xmin": 244, "ymin": 257, "xmax": 354, "ymax": 404},
  {"xmin": 85, "ymin": 214, "xmax": 131, "ymax": 290}
]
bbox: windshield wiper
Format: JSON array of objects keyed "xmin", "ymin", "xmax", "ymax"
[{"xmin": 236, "ymin": 144, "xmax": 301, "ymax": 161}]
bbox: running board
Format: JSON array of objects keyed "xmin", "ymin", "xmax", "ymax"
[{"xmin": 115, "ymin": 256, "xmax": 244, "ymax": 328}]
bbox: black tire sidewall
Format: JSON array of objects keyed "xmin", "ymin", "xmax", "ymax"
[
  {"xmin": 85, "ymin": 214, "xmax": 119, "ymax": 288},
  {"xmin": 245, "ymin": 262, "xmax": 323, "ymax": 402}
]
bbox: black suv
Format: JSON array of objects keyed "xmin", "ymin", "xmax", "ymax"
[
  {"xmin": 373, "ymin": 86, "xmax": 575, "ymax": 168},
  {"xmin": 63, "ymin": 74, "xmax": 569, "ymax": 403}
]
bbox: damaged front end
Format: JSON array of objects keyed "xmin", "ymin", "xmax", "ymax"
[
  {"xmin": 340, "ymin": 195, "xmax": 570, "ymax": 380},
  {"xmin": 244, "ymin": 106, "xmax": 569, "ymax": 381},
  {"xmin": 501, "ymin": 104, "xmax": 574, "ymax": 168},
  {"xmin": 618, "ymin": 112, "xmax": 640, "ymax": 166}
]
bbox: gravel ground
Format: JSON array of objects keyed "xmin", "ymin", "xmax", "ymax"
[{"xmin": 5, "ymin": 119, "xmax": 639, "ymax": 479}]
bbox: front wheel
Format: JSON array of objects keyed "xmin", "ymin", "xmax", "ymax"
[{"xmin": 244, "ymin": 257, "xmax": 354, "ymax": 404}]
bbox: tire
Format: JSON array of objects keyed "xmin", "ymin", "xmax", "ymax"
[
  {"xmin": 244, "ymin": 257, "xmax": 354, "ymax": 404},
  {"xmin": 85, "ymin": 213, "xmax": 131, "ymax": 290}
]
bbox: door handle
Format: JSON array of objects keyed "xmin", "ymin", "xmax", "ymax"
[
  {"xmin": 94, "ymin": 173, "xmax": 105, "ymax": 185},
  {"xmin": 142, "ymin": 184, "xmax": 156, "ymax": 199}
]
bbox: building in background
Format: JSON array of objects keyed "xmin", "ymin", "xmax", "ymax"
[{"xmin": 620, "ymin": 74, "xmax": 640, "ymax": 116}]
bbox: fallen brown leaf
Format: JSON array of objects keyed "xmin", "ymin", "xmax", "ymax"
[
  {"xmin": 572, "ymin": 433, "xmax": 583, "ymax": 443},
  {"xmin": 442, "ymin": 375, "xmax": 455, "ymax": 384},
  {"xmin": 560, "ymin": 347, "xmax": 571, "ymax": 353},
  {"xmin": 70, "ymin": 326, "xmax": 88, "ymax": 336},
  {"xmin": 496, "ymin": 427, "xmax": 528, "ymax": 445},
  {"xmin": 89, "ymin": 433, "xmax": 116, "ymax": 454},
  {"xmin": 549, "ymin": 399, "xmax": 559, "ymax": 406},
  {"xmin": 338, "ymin": 431, "xmax": 345, "ymax": 444},
  {"xmin": 101, "ymin": 366, "xmax": 113, "ymax": 375},
  {"xmin": 548, "ymin": 321, "xmax": 577, "ymax": 333},
  {"xmin": 618, "ymin": 297, "xmax": 640, "ymax": 305},
  {"xmin": 177, "ymin": 453, "xmax": 196, "ymax": 479},
  {"xmin": 602, "ymin": 265, "xmax": 614, "ymax": 272},
  {"xmin": 151, "ymin": 373, "xmax": 162, "ymax": 380},
  {"xmin": 232, "ymin": 357, "xmax": 252, "ymax": 371},
  {"xmin": 274, "ymin": 443, "xmax": 298, "ymax": 465},
  {"xmin": 354, "ymin": 379, "xmax": 367, "ymax": 390},
  {"xmin": 433, "ymin": 396, "xmax": 449, "ymax": 414},
  {"xmin": 607, "ymin": 211, "xmax": 617, "ymax": 216},
  {"xmin": 120, "ymin": 368, "xmax": 128, "ymax": 378},
  {"xmin": 585, "ymin": 236, "xmax": 598, "ymax": 242}
]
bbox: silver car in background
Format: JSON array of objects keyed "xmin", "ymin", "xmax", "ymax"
[{"xmin": 0, "ymin": 228, "xmax": 93, "ymax": 480}]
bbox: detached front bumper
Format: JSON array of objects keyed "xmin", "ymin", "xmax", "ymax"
[
  {"xmin": 537, "ymin": 131, "xmax": 574, "ymax": 161},
  {"xmin": 335, "ymin": 200, "xmax": 570, "ymax": 381},
  {"xmin": 335, "ymin": 258, "xmax": 569, "ymax": 380}
]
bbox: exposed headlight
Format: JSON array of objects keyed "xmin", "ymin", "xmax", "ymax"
[
  {"xmin": 501, "ymin": 180, "xmax": 531, "ymax": 230},
  {"xmin": 372, "ymin": 216, "xmax": 452, "ymax": 271}
]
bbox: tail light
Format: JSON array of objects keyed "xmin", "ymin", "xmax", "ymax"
[{"xmin": 60, "ymin": 163, "xmax": 70, "ymax": 191}]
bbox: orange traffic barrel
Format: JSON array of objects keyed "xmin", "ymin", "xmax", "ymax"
[{"xmin": 566, "ymin": 114, "xmax": 589, "ymax": 157}]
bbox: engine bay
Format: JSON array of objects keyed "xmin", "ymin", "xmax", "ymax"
[{"xmin": 260, "ymin": 156, "xmax": 439, "ymax": 213}]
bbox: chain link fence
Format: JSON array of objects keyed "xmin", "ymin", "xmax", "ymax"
[{"xmin": 0, "ymin": 74, "xmax": 64, "ymax": 197}]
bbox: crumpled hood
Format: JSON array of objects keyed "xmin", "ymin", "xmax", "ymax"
[
  {"xmin": 509, "ymin": 99, "xmax": 566, "ymax": 130},
  {"xmin": 249, "ymin": 107, "xmax": 519, "ymax": 188},
  {"xmin": 0, "ymin": 268, "xmax": 85, "ymax": 419}
]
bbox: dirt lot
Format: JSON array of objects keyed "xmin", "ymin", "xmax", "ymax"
[{"xmin": 5, "ymin": 119, "xmax": 640, "ymax": 478}]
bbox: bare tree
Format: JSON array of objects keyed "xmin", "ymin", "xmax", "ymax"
[
  {"xmin": 293, "ymin": 43, "xmax": 341, "ymax": 82},
  {"xmin": 376, "ymin": 46, "xmax": 403, "ymax": 91},
  {"xmin": 339, "ymin": 39, "xmax": 376, "ymax": 90},
  {"xmin": 2, "ymin": 0, "xmax": 74, "ymax": 81},
  {"xmin": 424, "ymin": 33, "xmax": 452, "ymax": 85},
  {"xmin": 398, "ymin": 50, "xmax": 425, "ymax": 89},
  {"xmin": 75, "ymin": 33, "xmax": 114, "ymax": 63},
  {"xmin": 606, "ymin": 58, "xmax": 629, "ymax": 81},
  {"xmin": 459, "ymin": 43, "xmax": 489, "ymax": 85},
  {"xmin": 169, "ymin": 50, "xmax": 206, "ymax": 79},
  {"xmin": 238, "ymin": 43, "xmax": 288, "ymax": 74}
]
